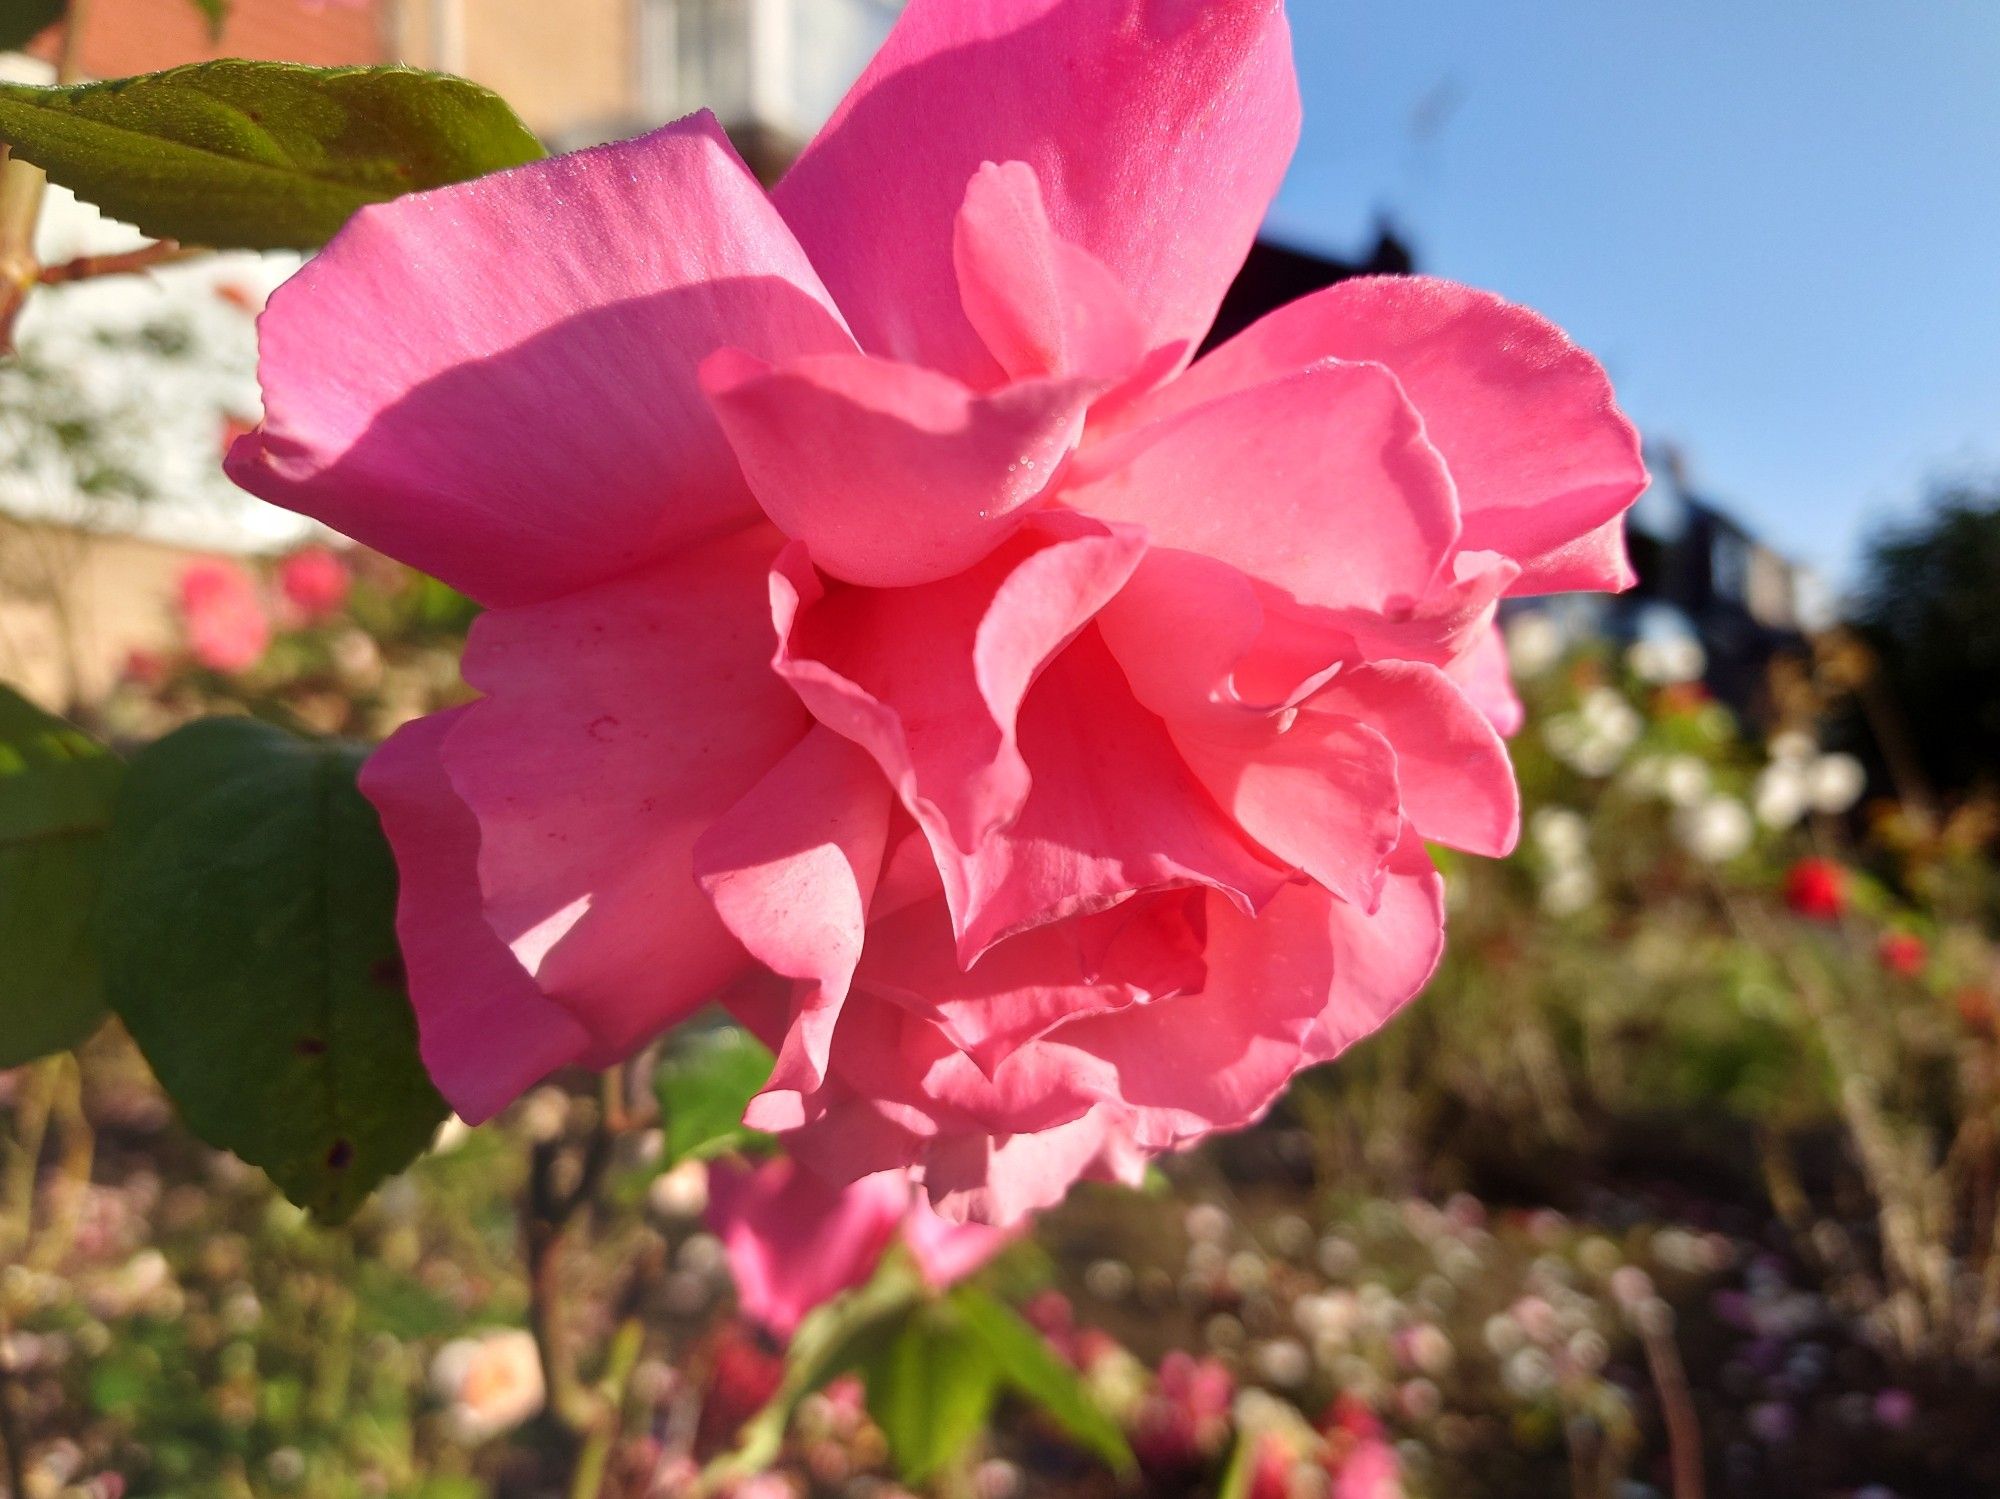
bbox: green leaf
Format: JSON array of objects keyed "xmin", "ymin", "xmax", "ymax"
[
  {"xmin": 861, "ymin": 1302, "xmax": 1002, "ymax": 1484},
  {"xmin": 0, "ymin": 0, "xmax": 63, "ymax": 52},
  {"xmin": 653, "ymin": 1024, "xmax": 776, "ymax": 1169},
  {"xmin": 0, "ymin": 685, "xmax": 121, "ymax": 1067},
  {"xmin": 97, "ymin": 716, "xmax": 446, "ymax": 1221},
  {"xmin": 184, "ymin": 0, "xmax": 229, "ymax": 42},
  {"xmin": 0, "ymin": 60, "xmax": 546, "ymax": 251},
  {"xmin": 1217, "ymin": 1428, "xmax": 1260, "ymax": 1499},
  {"xmin": 951, "ymin": 1286, "xmax": 1137, "ymax": 1475}
]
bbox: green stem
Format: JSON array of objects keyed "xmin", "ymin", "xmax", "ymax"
[
  {"xmin": 0, "ymin": 0, "xmax": 87, "ymax": 351},
  {"xmin": 566, "ymin": 1319, "xmax": 643, "ymax": 1499}
]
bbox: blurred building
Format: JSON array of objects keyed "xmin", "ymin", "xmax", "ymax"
[{"xmin": 37, "ymin": 0, "xmax": 902, "ymax": 156}]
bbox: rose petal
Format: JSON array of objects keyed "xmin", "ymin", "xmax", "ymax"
[
  {"xmin": 937, "ymin": 627, "xmax": 1289, "ymax": 961},
  {"xmin": 358, "ymin": 710, "xmax": 594, "ymax": 1123},
  {"xmin": 1062, "ymin": 360, "xmax": 1461, "ymax": 615},
  {"xmin": 1310, "ymin": 661, "xmax": 1521, "ymax": 857},
  {"xmin": 1307, "ymin": 832, "xmax": 1447, "ymax": 1063},
  {"xmin": 442, "ymin": 528, "xmax": 808, "ymax": 1060},
  {"xmin": 703, "ymin": 348, "xmax": 1096, "ymax": 587},
  {"xmin": 1449, "ymin": 620, "xmax": 1526, "ymax": 737},
  {"xmin": 1181, "ymin": 713, "xmax": 1403, "ymax": 910},
  {"xmin": 855, "ymin": 889, "xmax": 1207, "ymax": 1075},
  {"xmin": 902, "ymin": 1193, "xmax": 1018, "ymax": 1286},
  {"xmin": 952, "ymin": 160, "xmax": 1150, "ymax": 384},
  {"xmin": 229, "ymin": 114, "xmax": 852, "ymax": 606},
  {"xmin": 706, "ymin": 1158, "xmax": 907, "ymax": 1338},
  {"xmin": 1134, "ymin": 276, "xmax": 1647, "ymax": 594},
  {"xmin": 777, "ymin": 0, "xmax": 1298, "ymax": 382},
  {"xmin": 694, "ymin": 726, "xmax": 893, "ymax": 1097}
]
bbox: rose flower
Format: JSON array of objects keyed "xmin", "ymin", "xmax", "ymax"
[{"xmin": 229, "ymin": 0, "xmax": 1646, "ymax": 1224}]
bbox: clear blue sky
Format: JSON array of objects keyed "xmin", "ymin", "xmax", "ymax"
[{"xmin": 1268, "ymin": 1, "xmax": 2000, "ymax": 586}]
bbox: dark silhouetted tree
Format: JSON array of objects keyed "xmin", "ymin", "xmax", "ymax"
[{"xmin": 1854, "ymin": 483, "xmax": 2000, "ymax": 799}]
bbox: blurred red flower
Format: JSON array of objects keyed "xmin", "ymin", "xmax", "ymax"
[
  {"xmin": 1878, "ymin": 931, "xmax": 1928, "ymax": 978},
  {"xmin": 1783, "ymin": 857, "xmax": 1848, "ymax": 922}
]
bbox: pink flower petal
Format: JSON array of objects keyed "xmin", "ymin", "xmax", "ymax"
[
  {"xmin": 771, "ymin": 514, "xmax": 1263, "ymax": 962},
  {"xmin": 1059, "ymin": 883, "xmax": 1358, "ymax": 1153},
  {"xmin": 1307, "ymin": 832, "xmax": 1446, "ymax": 1063},
  {"xmin": 441, "ymin": 529, "xmax": 808, "ymax": 1060},
  {"xmin": 358, "ymin": 711, "xmax": 594, "ymax": 1123},
  {"xmin": 702, "ymin": 348, "xmax": 1096, "ymax": 588},
  {"xmin": 776, "ymin": 0, "xmax": 1299, "ymax": 383},
  {"xmin": 1310, "ymin": 661, "xmax": 1521, "ymax": 857},
  {"xmin": 922, "ymin": 1109, "xmax": 1143, "ymax": 1227},
  {"xmin": 228, "ymin": 115, "xmax": 852, "ymax": 607},
  {"xmin": 706, "ymin": 1158, "xmax": 907, "ymax": 1338},
  {"xmin": 771, "ymin": 511, "xmax": 1144, "ymax": 856},
  {"xmin": 952, "ymin": 160, "xmax": 1150, "ymax": 384},
  {"xmin": 902, "ymin": 1193, "xmax": 1018, "ymax": 1287},
  {"xmin": 1062, "ymin": 360, "xmax": 1462, "ymax": 615},
  {"xmin": 854, "ymin": 888, "xmax": 1208, "ymax": 1076},
  {"xmin": 1448, "ymin": 619, "xmax": 1526, "ymax": 737},
  {"xmin": 1137, "ymin": 276, "xmax": 1647, "ymax": 594},
  {"xmin": 935, "ymin": 628, "xmax": 1289, "ymax": 961},
  {"xmin": 693, "ymin": 726, "xmax": 894, "ymax": 1096},
  {"xmin": 1180, "ymin": 713, "xmax": 1403, "ymax": 911}
]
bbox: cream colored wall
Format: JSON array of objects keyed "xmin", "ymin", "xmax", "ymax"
[
  {"xmin": 395, "ymin": 0, "xmax": 643, "ymax": 142},
  {"xmin": 0, "ymin": 520, "xmax": 193, "ymax": 715}
]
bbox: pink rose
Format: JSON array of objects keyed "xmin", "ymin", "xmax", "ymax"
[
  {"xmin": 233, "ymin": 0, "xmax": 1645, "ymax": 1222},
  {"xmin": 705, "ymin": 1156, "xmax": 1013, "ymax": 1338},
  {"xmin": 177, "ymin": 558, "xmax": 270, "ymax": 674},
  {"xmin": 276, "ymin": 544, "xmax": 353, "ymax": 621}
]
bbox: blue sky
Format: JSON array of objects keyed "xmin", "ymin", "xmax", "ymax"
[{"xmin": 1267, "ymin": 2, "xmax": 2000, "ymax": 586}]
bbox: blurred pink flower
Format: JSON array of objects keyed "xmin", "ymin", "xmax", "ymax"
[
  {"xmin": 1246, "ymin": 1434, "xmax": 1297, "ymax": 1499},
  {"xmin": 705, "ymin": 1156, "xmax": 1013, "ymax": 1338},
  {"xmin": 237, "ymin": 0, "xmax": 1645, "ymax": 1223},
  {"xmin": 1133, "ymin": 1351, "xmax": 1236, "ymax": 1472},
  {"xmin": 177, "ymin": 559, "xmax": 269, "ymax": 673},
  {"xmin": 1331, "ymin": 1438, "xmax": 1404, "ymax": 1499},
  {"xmin": 276, "ymin": 544, "xmax": 353, "ymax": 621}
]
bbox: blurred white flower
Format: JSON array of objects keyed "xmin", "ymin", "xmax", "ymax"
[
  {"xmin": 1085, "ymin": 1258, "xmax": 1136, "ymax": 1301},
  {"xmin": 1674, "ymin": 795, "xmax": 1753, "ymax": 863},
  {"xmin": 1769, "ymin": 730, "xmax": 1817, "ymax": 764},
  {"xmin": 1626, "ymin": 635, "xmax": 1706, "ymax": 685},
  {"xmin": 1482, "ymin": 1312, "xmax": 1526, "ymax": 1358},
  {"xmin": 1544, "ymin": 688, "xmax": 1643, "ymax": 777},
  {"xmin": 1250, "ymin": 1337, "xmax": 1311, "ymax": 1389},
  {"xmin": 430, "ymin": 1329, "xmax": 544, "ymax": 1443},
  {"xmin": 1660, "ymin": 754, "xmax": 1712, "ymax": 808},
  {"xmin": 1806, "ymin": 752, "xmax": 1867, "ymax": 814},
  {"xmin": 1502, "ymin": 1347, "xmax": 1558, "ymax": 1398},
  {"xmin": 1529, "ymin": 808, "xmax": 1591, "ymax": 863},
  {"xmin": 1185, "ymin": 1202, "xmax": 1232, "ymax": 1243},
  {"xmin": 1754, "ymin": 761, "xmax": 1812, "ymax": 829},
  {"xmin": 1505, "ymin": 611, "xmax": 1565, "ymax": 678},
  {"xmin": 647, "ymin": 1158, "xmax": 709, "ymax": 1219},
  {"xmin": 1539, "ymin": 867, "xmax": 1599, "ymax": 918}
]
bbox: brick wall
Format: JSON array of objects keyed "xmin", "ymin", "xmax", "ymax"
[{"xmin": 30, "ymin": 0, "xmax": 390, "ymax": 75}]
